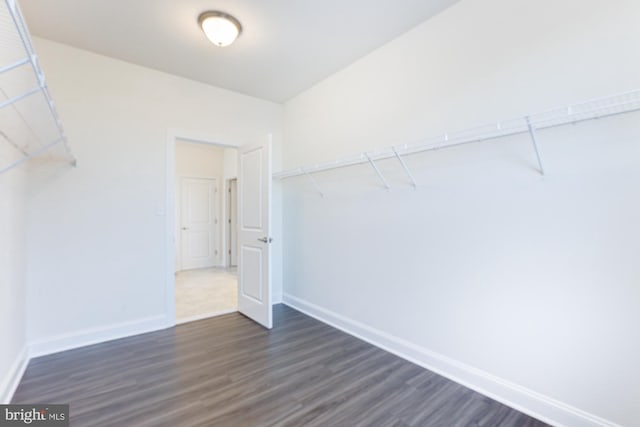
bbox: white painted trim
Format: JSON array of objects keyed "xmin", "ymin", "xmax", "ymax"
[
  {"xmin": 223, "ymin": 177, "xmax": 238, "ymax": 269},
  {"xmin": 167, "ymin": 128, "xmax": 242, "ymax": 149},
  {"xmin": 166, "ymin": 130, "xmax": 178, "ymax": 325},
  {"xmin": 0, "ymin": 347, "xmax": 29, "ymax": 404},
  {"xmin": 28, "ymin": 315, "xmax": 169, "ymax": 359},
  {"xmin": 283, "ymin": 294, "xmax": 620, "ymax": 427}
]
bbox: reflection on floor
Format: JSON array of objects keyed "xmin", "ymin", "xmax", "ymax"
[{"xmin": 175, "ymin": 267, "xmax": 237, "ymax": 323}]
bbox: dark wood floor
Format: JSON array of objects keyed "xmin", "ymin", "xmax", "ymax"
[{"xmin": 13, "ymin": 304, "xmax": 549, "ymax": 427}]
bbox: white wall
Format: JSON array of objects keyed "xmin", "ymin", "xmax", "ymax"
[
  {"xmin": 282, "ymin": 1, "xmax": 640, "ymax": 426},
  {"xmin": 0, "ymin": 150, "xmax": 27, "ymax": 403},
  {"xmin": 223, "ymin": 148, "xmax": 238, "ymax": 181},
  {"xmin": 175, "ymin": 141, "xmax": 225, "ymax": 269},
  {"xmin": 175, "ymin": 140, "xmax": 225, "ymax": 179},
  {"xmin": 25, "ymin": 38, "xmax": 284, "ymax": 354},
  {"xmin": 0, "ymin": 26, "xmax": 33, "ymax": 403}
]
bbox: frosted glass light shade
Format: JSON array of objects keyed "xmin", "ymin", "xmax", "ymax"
[{"xmin": 198, "ymin": 12, "xmax": 242, "ymax": 47}]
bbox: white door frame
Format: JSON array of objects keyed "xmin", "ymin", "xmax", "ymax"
[
  {"xmin": 226, "ymin": 178, "xmax": 238, "ymax": 267},
  {"xmin": 165, "ymin": 129, "xmax": 239, "ymax": 327}
]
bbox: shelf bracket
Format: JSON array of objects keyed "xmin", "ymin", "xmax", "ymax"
[
  {"xmin": 0, "ymin": 57, "xmax": 29, "ymax": 75},
  {"xmin": 301, "ymin": 168, "xmax": 325, "ymax": 198},
  {"xmin": 0, "ymin": 137, "xmax": 65, "ymax": 175},
  {"xmin": 0, "ymin": 86, "xmax": 40, "ymax": 110},
  {"xmin": 525, "ymin": 116, "xmax": 545, "ymax": 176},
  {"xmin": 392, "ymin": 147, "xmax": 417, "ymax": 189},
  {"xmin": 365, "ymin": 153, "xmax": 390, "ymax": 190}
]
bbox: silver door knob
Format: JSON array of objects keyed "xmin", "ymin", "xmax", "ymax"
[
  {"xmin": 181, "ymin": 227, "xmax": 189, "ymax": 230},
  {"xmin": 257, "ymin": 237, "xmax": 273, "ymax": 243}
]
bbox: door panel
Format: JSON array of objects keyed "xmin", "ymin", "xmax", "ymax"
[
  {"xmin": 181, "ymin": 177, "xmax": 217, "ymax": 270},
  {"xmin": 241, "ymin": 149, "xmax": 263, "ymax": 229},
  {"xmin": 240, "ymin": 246, "xmax": 263, "ymax": 301},
  {"xmin": 237, "ymin": 136, "xmax": 272, "ymax": 328},
  {"xmin": 186, "ymin": 231, "xmax": 210, "ymax": 258}
]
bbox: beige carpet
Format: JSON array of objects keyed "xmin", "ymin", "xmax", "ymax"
[{"xmin": 175, "ymin": 267, "xmax": 238, "ymax": 323}]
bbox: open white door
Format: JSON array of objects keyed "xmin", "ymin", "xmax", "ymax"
[{"xmin": 237, "ymin": 136, "xmax": 272, "ymax": 328}]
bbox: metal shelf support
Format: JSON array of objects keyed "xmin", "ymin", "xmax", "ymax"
[
  {"xmin": 0, "ymin": 137, "xmax": 64, "ymax": 174},
  {"xmin": 392, "ymin": 147, "xmax": 417, "ymax": 189},
  {"xmin": 0, "ymin": 0, "xmax": 76, "ymax": 175},
  {"xmin": 0, "ymin": 86, "xmax": 40, "ymax": 110},
  {"xmin": 302, "ymin": 168, "xmax": 325, "ymax": 198},
  {"xmin": 365, "ymin": 153, "xmax": 390, "ymax": 190},
  {"xmin": 272, "ymin": 90, "xmax": 640, "ymax": 190},
  {"xmin": 526, "ymin": 116, "xmax": 545, "ymax": 176},
  {"xmin": 0, "ymin": 57, "xmax": 29, "ymax": 75}
]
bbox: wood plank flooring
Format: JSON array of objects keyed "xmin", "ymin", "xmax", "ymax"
[{"xmin": 13, "ymin": 304, "xmax": 549, "ymax": 426}]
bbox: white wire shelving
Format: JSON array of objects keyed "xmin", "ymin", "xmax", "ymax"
[
  {"xmin": 0, "ymin": 0, "xmax": 75, "ymax": 175},
  {"xmin": 274, "ymin": 90, "xmax": 640, "ymax": 197}
]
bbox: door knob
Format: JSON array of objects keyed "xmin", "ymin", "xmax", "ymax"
[
  {"xmin": 181, "ymin": 227, "xmax": 189, "ymax": 230},
  {"xmin": 257, "ymin": 237, "xmax": 273, "ymax": 243}
]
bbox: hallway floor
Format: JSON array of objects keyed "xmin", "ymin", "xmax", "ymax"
[{"xmin": 175, "ymin": 267, "xmax": 237, "ymax": 323}]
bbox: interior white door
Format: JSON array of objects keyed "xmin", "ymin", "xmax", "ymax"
[
  {"xmin": 237, "ymin": 136, "xmax": 272, "ymax": 328},
  {"xmin": 180, "ymin": 177, "xmax": 218, "ymax": 270}
]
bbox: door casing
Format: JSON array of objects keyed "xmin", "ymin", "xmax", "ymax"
[{"xmin": 227, "ymin": 178, "xmax": 238, "ymax": 267}]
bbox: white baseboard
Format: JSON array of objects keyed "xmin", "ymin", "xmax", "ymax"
[
  {"xmin": 283, "ymin": 294, "xmax": 619, "ymax": 427},
  {"xmin": 0, "ymin": 347, "xmax": 29, "ymax": 404},
  {"xmin": 29, "ymin": 314, "xmax": 170, "ymax": 359}
]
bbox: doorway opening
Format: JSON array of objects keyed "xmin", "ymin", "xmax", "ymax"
[
  {"xmin": 166, "ymin": 131, "xmax": 273, "ymax": 329},
  {"xmin": 174, "ymin": 139, "xmax": 239, "ymax": 324}
]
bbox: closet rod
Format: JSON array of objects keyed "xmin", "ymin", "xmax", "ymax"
[{"xmin": 273, "ymin": 89, "xmax": 640, "ymax": 180}]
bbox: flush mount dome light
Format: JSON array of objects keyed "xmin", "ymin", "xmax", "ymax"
[{"xmin": 198, "ymin": 11, "xmax": 242, "ymax": 47}]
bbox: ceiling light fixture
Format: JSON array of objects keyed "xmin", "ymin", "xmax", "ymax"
[{"xmin": 198, "ymin": 11, "xmax": 242, "ymax": 47}]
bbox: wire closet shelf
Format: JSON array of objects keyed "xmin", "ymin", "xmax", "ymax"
[
  {"xmin": 0, "ymin": 0, "xmax": 76, "ymax": 175},
  {"xmin": 273, "ymin": 90, "xmax": 640, "ymax": 195}
]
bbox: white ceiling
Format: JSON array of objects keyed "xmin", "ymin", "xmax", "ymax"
[{"xmin": 19, "ymin": 0, "xmax": 459, "ymax": 103}]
